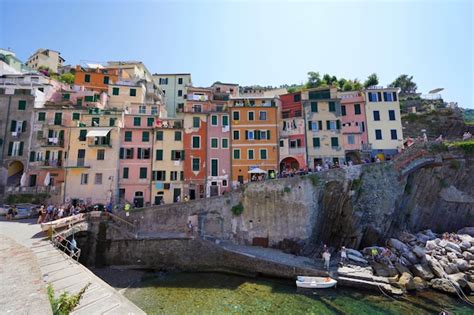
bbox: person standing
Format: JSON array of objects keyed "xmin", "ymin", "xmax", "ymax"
[
  {"xmin": 187, "ymin": 220, "xmax": 194, "ymax": 236},
  {"xmin": 124, "ymin": 202, "xmax": 131, "ymax": 217},
  {"xmin": 322, "ymin": 250, "xmax": 331, "ymax": 270},
  {"xmin": 340, "ymin": 246, "xmax": 347, "ymax": 265}
]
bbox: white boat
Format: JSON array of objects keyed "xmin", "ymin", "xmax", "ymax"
[{"xmin": 296, "ymin": 276, "xmax": 337, "ymax": 289}]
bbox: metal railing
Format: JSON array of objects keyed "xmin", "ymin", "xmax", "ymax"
[{"xmin": 51, "ymin": 226, "xmax": 82, "ymax": 261}]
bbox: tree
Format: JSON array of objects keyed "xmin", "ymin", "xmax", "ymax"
[
  {"xmin": 389, "ymin": 74, "xmax": 418, "ymax": 96},
  {"xmin": 306, "ymin": 71, "xmax": 322, "ymax": 88},
  {"xmin": 58, "ymin": 73, "xmax": 75, "ymax": 84},
  {"xmin": 364, "ymin": 73, "xmax": 379, "ymax": 88},
  {"xmin": 353, "ymin": 79, "xmax": 363, "ymax": 91},
  {"xmin": 342, "ymin": 81, "xmax": 353, "ymax": 91},
  {"xmin": 338, "ymin": 78, "xmax": 347, "ymax": 89}
]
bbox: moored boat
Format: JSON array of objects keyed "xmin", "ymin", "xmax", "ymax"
[{"xmin": 296, "ymin": 276, "xmax": 337, "ymax": 289}]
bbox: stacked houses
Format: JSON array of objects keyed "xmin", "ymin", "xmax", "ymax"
[{"xmin": 0, "ymin": 48, "xmax": 404, "ymax": 207}]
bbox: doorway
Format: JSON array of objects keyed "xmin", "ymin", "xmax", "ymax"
[{"xmin": 173, "ymin": 188, "xmax": 181, "ymax": 203}]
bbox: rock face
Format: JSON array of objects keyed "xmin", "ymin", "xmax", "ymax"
[
  {"xmin": 398, "ymin": 272, "xmax": 415, "ymax": 291},
  {"xmin": 410, "ymin": 264, "xmax": 435, "ymax": 280},
  {"xmin": 430, "ymin": 278, "xmax": 457, "ymax": 294}
]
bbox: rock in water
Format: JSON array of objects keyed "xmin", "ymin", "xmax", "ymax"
[
  {"xmin": 398, "ymin": 272, "xmax": 416, "ymax": 291},
  {"xmin": 395, "ymin": 262, "xmax": 412, "ymax": 275},
  {"xmin": 426, "ymin": 255, "xmax": 447, "ymax": 278},
  {"xmin": 410, "ymin": 264, "xmax": 434, "ymax": 280},
  {"xmin": 457, "ymin": 227, "xmax": 474, "ymax": 237},
  {"xmin": 413, "ymin": 277, "xmax": 428, "ymax": 290},
  {"xmin": 372, "ymin": 262, "xmax": 398, "ymax": 277},
  {"xmin": 430, "ymin": 278, "xmax": 458, "ymax": 294},
  {"xmin": 447, "ymin": 273, "xmax": 468, "ymax": 288}
]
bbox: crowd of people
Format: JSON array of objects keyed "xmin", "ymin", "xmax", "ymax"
[{"xmin": 36, "ymin": 203, "xmax": 112, "ymax": 224}]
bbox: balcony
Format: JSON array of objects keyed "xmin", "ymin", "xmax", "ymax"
[
  {"xmin": 187, "ymin": 94, "xmax": 209, "ymax": 101},
  {"xmin": 40, "ymin": 138, "xmax": 64, "ymax": 147},
  {"xmin": 288, "ymin": 147, "xmax": 306, "ymax": 155},
  {"xmin": 213, "ymin": 93, "xmax": 230, "ymax": 101},
  {"xmin": 156, "ymin": 119, "xmax": 183, "ymax": 129},
  {"xmin": 64, "ymin": 158, "xmax": 90, "ymax": 168},
  {"xmin": 87, "ymin": 138, "xmax": 111, "ymax": 147},
  {"xmin": 32, "ymin": 160, "xmax": 63, "ymax": 168}
]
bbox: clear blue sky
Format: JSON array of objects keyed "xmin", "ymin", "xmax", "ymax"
[{"xmin": 1, "ymin": 0, "xmax": 472, "ymax": 108}]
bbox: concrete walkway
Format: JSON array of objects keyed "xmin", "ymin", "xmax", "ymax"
[{"xmin": 0, "ymin": 218, "xmax": 145, "ymax": 315}]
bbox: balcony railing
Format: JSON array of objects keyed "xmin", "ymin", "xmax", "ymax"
[
  {"xmin": 65, "ymin": 158, "xmax": 90, "ymax": 168},
  {"xmin": 32, "ymin": 160, "xmax": 63, "ymax": 168},
  {"xmin": 156, "ymin": 119, "xmax": 183, "ymax": 129},
  {"xmin": 288, "ymin": 147, "xmax": 306, "ymax": 155},
  {"xmin": 40, "ymin": 138, "xmax": 65, "ymax": 147},
  {"xmin": 187, "ymin": 94, "xmax": 209, "ymax": 101},
  {"xmin": 88, "ymin": 138, "xmax": 111, "ymax": 147}
]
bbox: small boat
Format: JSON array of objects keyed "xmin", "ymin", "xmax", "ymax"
[{"xmin": 296, "ymin": 276, "xmax": 337, "ymax": 289}]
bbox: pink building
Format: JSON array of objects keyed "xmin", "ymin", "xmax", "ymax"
[{"xmin": 339, "ymin": 91, "xmax": 368, "ymax": 162}]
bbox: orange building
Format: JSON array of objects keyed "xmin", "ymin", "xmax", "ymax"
[
  {"xmin": 229, "ymin": 97, "xmax": 279, "ymax": 185},
  {"xmin": 73, "ymin": 65, "xmax": 120, "ymax": 92}
]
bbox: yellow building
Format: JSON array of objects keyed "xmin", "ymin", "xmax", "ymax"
[
  {"xmin": 64, "ymin": 109, "xmax": 122, "ymax": 205},
  {"xmin": 151, "ymin": 118, "xmax": 185, "ymax": 204},
  {"xmin": 364, "ymin": 87, "xmax": 403, "ymax": 159},
  {"xmin": 302, "ymin": 87, "xmax": 344, "ymax": 167}
]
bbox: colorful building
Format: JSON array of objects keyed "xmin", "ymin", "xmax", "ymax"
[
  {"xmin": 278, "ymin": 91, "xmax": 307, "ymax": 172},
  {"xmin": 153, "ymin": 73, "xmax": 192, "ymax": 117},
  {"xmin": 338, "ymin": 91, "xmax": 369, "ymax": 162},
  {"xmin": 229, "ymin": 96, "xmax": 279, "ymax": 185},
  {"xmin": 302, "ymin": 87, "xmax": 344, "ymax": 168},
  {"xmin": 73, "ymin": 65, "xmax": 119, "ymax": 92},
  {"xmin": 26, "ymin": 48, "xmax": 64, "ymax": 73},
  {"xmin": 364, "ymin": 87, "xmax": 403, "ymax": 159},
  {"xmin": 152, "ymin": 118, "xmax": 185, "ymax": 204}
]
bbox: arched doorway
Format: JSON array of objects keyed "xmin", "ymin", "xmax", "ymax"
[
  {"xmin": 7, "ymin": 160, "xmax": 24, "ymax": 186},
  {"xmin": 133, "ymin": 191, "xmax": 144, "ymax": 208},
  {"xmin": 280, "ymin": 157, "xmax": 299, "ymax": 172},
  {"xmin": 345, "ymin": 151, "xmax": 361, "ymax": 164}
]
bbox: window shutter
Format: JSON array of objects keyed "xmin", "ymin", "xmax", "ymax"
[
  {"xmin": 119, "ymin": 148, "xmax": 124, "ymax": 159},
  {"xmin": 326, "ymin": 121, "xmax": 330, "ymax": 130},
  {"xmin": 29, "ymin": 151, "xmax": 36, "ymax": 162},
  {"xmin": 59, "ymin": 130, "xmax": 64, "ymax": 139},
  {"xmin": 181, "ymin": 150, "xmax": 185, "ymax": 160},
  {"xmin": 318, "ymin": 121, "xmax": 323, "ymax": 131},
  {"xmin": 130, "ymin": 148, "xmax": 134, "ymax": 159},
  {"xmin": 308, "ymin": 121, "xmax": 313, "ymax": 130},
  {"xmin": 22, "ymin": 121, "xmax": 27, "ymax": 132},
  {"xmin": 48, "ymin": 130, "xmax": 54, "ymax": 138},
  {"xmin": 18, "ymin": 142, "xmax": 24, "ymax": 156},
  {"xmin": 7, "ymin": 142, "xmax": 12, "ymax": 156},
  {"xmin": 255, "ymin": 130, "xmax": 260, "ymax": 140},
  {"xmin": 336, "ymin": 120, "xmax": 341, "ymax": 129},
  {"xmin": 58, "ymin": 151, "xmax": 62, "ymax": 161},
  {"xmin": 10, "ymin": 120, "xmax": 16, "ymax": 132},
  {"xmin": 45, "ymin": 150, "xmax": 50, "ymax": 160},
  {"xmin": 267, "ymin": 130, "xmax": 270, "ymax": 140},
  {"xmin": 245, "ymin": 130, "xmax": 248, "ymax": 140}
]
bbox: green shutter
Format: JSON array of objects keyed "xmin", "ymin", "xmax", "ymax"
[
  {"xmin": 112, "ymin": 87, "xmax": 119, "ymax": 95},
  {"xmin": 336, "ymin": 120, "xmax": 341, "ymax": 129},
  {"xmin": 267, "ymin": 130, "xmax": 270, "ymax": 140},
  {"xmin": 123, "ymin": 167, "xmax": 129, "ymax": 179},
  {"xmin": 331, "ymin": 137, "xmax": 339, "ymax": 147},
  {"xmin": 45, "ymin": 151, "xmax": 50, "ymax": 160},
  {"xmin": 10, "ymin": 120, "xmax": 16, "ymax": 132},
  {"xmin": 211, "ymin": 115, "xmax": 218, "ymax": 125},
  {"xmin": 130, "ymin": 89, "xmax": 137, "ymax": 96},
  {"xmin": 193, "ymin": 117, "xmax": 200, "ymax": 128},
  {"xmin": 326, "ymin": 121, "xmax": 330, "ymax": 130},
  {"xmin": 103, "ymin": 76, "xmax": 109, "ymax": 84},
  {"xmin": 85, "ymin": 95, "xmax": 93, "ymax": 102},
  {"xmin": 22, "ymin": 121, "xmax": 27, "ymax": 132},
  {"xmin": 38, "ymin": 112, "xmax": 46, "ymax": 121},
  {"xmin": 7, "ymin": 142, "xmax": 13, "ymax": 156},
  {"xmin": 308, "ymin": 120, "xmax": 312, "ymax": 130},
  {"xmin": 142, "ymin": 132, "xmax": 150, "ymax": 142},
  {"xmin": 318, "ymin": 121, "xmax": 323, "ymax": 131},
  {"xmin": 133, "ymin": 117, "xmax": 141, "ymax": 126},
  {"xmin": 29, "ymin": 151, "xmax": 36, "ymax": 162},
  {"xmin": 156, "ymin": 149, "xmax": 163, "ymax": 160},
  {"xmin": 147, "ymin": 117, "xmax": 154, "ymax": 127},
  {"xmin": 156, "ymin": 131, "xmax": 163, "ymax": 140},
  {"xmin": 18, "ymin": 142, "xmax": 24, "ymax": 156},
  {"xmin": 313, "ymin": 137, "xmax": 320, "ymax": 147},
  {"xmin": 119, "ymin": 148, "xmax": 124, "ymax": 159},
  {"xmin": 174, "ymin": 131, "xmax": 181, "ymax": 141},
  {"xmin": 222, "ymin": 115, "xmax": 229, "ymax": 126},
  {"xmin": 79, "ymin": 129, "xmax": 87, "ymax": 141},
  {"xmin": 311, "ymin": 102, "xmax": 318, "ymax": 112},
  {"xmin": 18, "ymin": 100, "xmax": 26, "ymax": 110},
  {"xmin": 72, "ymin": 112, "xmax": 80, "ymax": 120}
]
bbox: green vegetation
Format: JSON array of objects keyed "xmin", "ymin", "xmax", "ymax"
[
  {"xmin": 363, "ymin": 73, "xmax": 379, "ymax": 89},
  {"xmin": 463, "ymin": 109, "xmax": 474, "ymax": 124},
  {"xmin": 231, "ymin": 203, "xmax": 244, "ymax": 216},
  {"xmin": 6, "ymin": 193, "xmax": 49, "ymax": 204},
  {"xmin": 308, "ymin": 174, "xmax": 319, "ymax": 186},
  {"xmin": 47, "ymin": 283, "xmax": 90, "ymax": 315},
  {"xmin": 389, "ymin": 74, "xmax": 418, "ymax": 96},
  {"xmin": 283, "ymin": 186, "xmax": 291, "ymax": 193},
  {"xmin": 428, "ymin": 142, "xmax": 448, "ymax": 153},
  {"xmin": 448, "ymin": 140, "xmax": 474, "ymax": 154},
  {"xmin": 449, "ymin": 159, "xmax": 461, "ymax": 170}
]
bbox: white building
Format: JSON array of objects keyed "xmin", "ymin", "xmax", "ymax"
[
  {"xmin": 153, "ymin": 73, "xmax": 192, "ymax": 117},
  {"xmin": 26, "ymin": 49, "xmax": 65, "ymax": 73}
]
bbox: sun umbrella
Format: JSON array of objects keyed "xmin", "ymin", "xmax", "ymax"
[
  {"xmin": 248, "ymin": 167, "xmax": 267, "ymax": 174},
  {"xmin": 44, "ymin": 172, "xmax": 51, "ymax": 186},
  {"xmin": 20, "ymin": 172, "xmax": 27, "ymax": 187}
]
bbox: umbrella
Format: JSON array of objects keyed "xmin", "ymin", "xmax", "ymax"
[
  {"xmin": 248, "ymin": 167, "xmax": 267, "ymax": 174},
  {"xmin": 20, "ymin": 173, "xmax": 27, "ymax": 187},
  {"xmin": 44, "ymin": 172, "xmax": 51, "ymax": 186}
]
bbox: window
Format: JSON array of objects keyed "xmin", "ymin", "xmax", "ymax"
[
  {"xmin": 147, "ymin": 117, "xmax": 154, "ymax": 127},
  {"xmin": 193, "ymin": 117, "xmax": 200, "ymax": 128},
  {"xmin": 94, "ymin": 173, "xmax": 103, "ymax": 185},
  {"xmin": 142, "ymin": 131, "xmax": 150, "ymax": 142},
  {"xmin": 133, "ymin": 117, "xmax": 141, "ymax": 126},
  {"xmin": 384, "ymin": 92, "xmax": 393, "ymax": 102},
  {"xmin": 248, "ymin": 149, "xmax": 254, "ymax": 160},
  {"xmin": 259, "ymin": 111, "xmax": 267, "ymax": 120},
  {"xmin": 354, "ymin": 104, "xmax": 361, "ymax": 115},
  {"xmin": 331, "ymin": 137, "xmax": 339, "ymax": 147},
  {"xmin": 178, "ymin": 78, "xmax": 183, "ymax": 84},
  {"xmin": 375, "ymin": 129, "xmax": 382, "ymax": 140},
  {"xmin": 233, "ymin": 130, "xmax": 240, "ymax": 140},
  {"xmin": 389, "ymin": 110, "xmax": 396, "ymax": 121},
  {"xmin": 125, "ymin": 148, "xmax": 134, "ymax": 159},
  {"xmin": 92, "ymin": 117, "xmax": 100, "ymax": 126},
  {"xmin": 327, "ymin": 120, "xmax": 337, "ymax": 130},
  {"xmin": 232, "ymin": 111, "xmax": 240, "ymax": 121},
  {"xmin": 130, "ymin": 88, "xmax": 137, "ymax": 96},
  {"xmin": 38, "ymin": 112, "xmax": 46, "ymax": 121},
  {"xmin": 112, "ymin": 87, "xmax": 119, "ymax": 95},
  {"xmin": 151, "ymin": 106, "xmax": 158, "ymax": 115},
  {"xmin": 248, "ymin": 111, "xmax": 255, "ymax": 121},
  {"xmin": 310, "ymin": 102, "xmax": 318, "ymax": 113},
  {"xmin": 192, "ymin": 136, "xmax": 200, "ymax": 148},
  {"xmin": 211, "ymin": 159, "xmax": 218, "ymax": 176},
  {"xmin": 80, "ymin": 173, "xmax": 88, "ymax": 185},
  {"xmin": 138, "ymin": 105, "xmax": 146, "ymax": 114},
  {"xmin": 391, "ymin": 129, "xmax": 398, "ymax": 140},
  {"xmin": 222, "ymin": 115, "xmax": 229, "ymax": 126},
  {"xmin": 233, "ymin": 149, "xmax": 240, "ymax": 159},
  {"xmin": 84, "ymin": 74, "xmax": 90, "ymax": 83},
  {"xmin": 170, "ymin": 171, "xmax": 178, "ymax": 181},
  {"xmin": 313, "ymin": 137, "xmax": 320, "ymax": 147},
  {"xmin": 171, "ymin": 150, "xmax": 184, "ymax": 160},
  {"xmin": 125, "ymin": 131, "xmax": 132, "ymax": 142},
  {"xmin": 260, "ymin": 130, "xmax": 268, "ymax": 140},
  {"xmin": 373, "ymin": 111, "xmax": 380, "ymax": 121},
  {"xmin": 18, "ymin": 101, "xmax": 26, "ymax": 110},
  {"xmin": 192, "ymin": 158, "xmax": 200, "ymax": 171},
  {"xmin": 155, "ymin": 149, "xmax": 163, "ymax": 160},
  {"xmin": 139, "ymin": 167, "xmax": 147, "ymax": 179},
  {"xmin": 192, "ymin": 104, "xmax": 202, "ymax": 112},
  {"xmin": 368, "ymin": 92, "xmax": 378, "ymax": 102},
  {"xmin": 308, "ymin": 90, "xmax": 331, "ymax": 100},
  {"xmin": 211, "ymin": 138, "xmax": 218, "ymax": 148},
  {"xmin": 178, "ymin": 90, "xmax": 183, "ymax": 97},
  {"xmin": 72, "ymin": 112, "xmax": 80, "ymax": 121},
  {"xmin": 137, "ymin": 148, "xmax": 151, "ymax": 159},
  {"xmin": 103, "ymin": 76, "xmax": 109, "ymax": 84},
  {"xmin": 246, "ymin": 130, "xmax": 254, "ymax": 140},
  {"xmin": 280, "ymin": 140, "xmax": 284, "ymax": 147},
  {"xmin": 222, "ymin": 138, "xmax": 229, "ymax": 148},
  {"xmin": 123, "ymin": 167, "xmax": 129, "ymax": 179},
  {"xmin": 329, "ymin": 102, "xmax": 336, "ymax": 112},
  {"xmin": 156, "ymin": 131, "xmax": 163, "ymax": 141},
  {"xmin": 79, "ymin": 130, "xmax": 87, "ymax": 141},
  {"xmin": 348, "ymin": 134, "xmax": 355, "ymax": 145},
  {"xmin": 84, "ymin": 95, "xmax": 94, "ymax": 102},
  {"xmin": 97, "ymin": 149, "xmax": 105, "ymax": 160},
  {"xmin": 211, "ymin": 115, "xmax": 218, "ymax": 126},
  {"xmin": 260, "ymin": 149, "xmax": 267, "ymax": 160},
  {"xmin": 159, "ymin": 78, "xmax": 168, "ymax": 85},
  {"xmin": 392, "ymin": 92, "xmax": 397, "ymax": 102},
  {"xmin": 294, "ymin": 94, "xmax": 301, "ymax": 102},
  {"xmin": 153, "ymin": 171, "xmax": 166, "ymax": 181},
  {"xmin": 174, "ymin": 131, "xmax": 182, "ymax": 141},
  {"xmin": 341, "ymin": 105, "xmax": 346, "ymax": 116}
]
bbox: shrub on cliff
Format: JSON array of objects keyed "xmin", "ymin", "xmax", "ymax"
[
  {"xmin": 231, "ymin": 203, "xmax": 244, "ymax": 215},
  {"xmin": 449, "ymin": 140, "xmax": 474, "ymax": 154}
]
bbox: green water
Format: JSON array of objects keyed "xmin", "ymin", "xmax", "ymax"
[{"xmin": 123, "ymin": 272, "xmax": 472, "ymax": 315}]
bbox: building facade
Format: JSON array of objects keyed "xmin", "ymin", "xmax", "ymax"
[
  {"xmin": 302, "ymin": 87, "xmax": 344, "ymax": 168},
  {"xmin": 278, "ymin": 92, "xmax": 307, "ymax": 172},
  {"xmin": 154, "ymin": 73, "xmax": 192, "ymax": 117},
  {"xmin": 26, "ymin": 49, "xmax": 64, "ymax": 73},
  {"xmin": 73, "ymin": 65, "xmax": 119, "ymax": 93},
  {"xmin": 364, "ymin": 87, "xmax": 403, "ymax": 160}
]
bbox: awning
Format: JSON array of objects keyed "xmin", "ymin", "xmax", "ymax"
[
  {"xmin": 86, "ymin": 128, "xmax": 112, "ymax": 138},
  {"xmin": 248, "ymin": 167, "xmax": 267, "ymax": 174}
]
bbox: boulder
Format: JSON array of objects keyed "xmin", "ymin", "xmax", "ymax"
[
  {"xmin": 422, "ymin": 230, "xmax": 437, "ymax": 240},
  {"xmin": 447, "ymin": 252, "xmax": 457, "ymax": 262},
  {"xmin": 372, "ymin": 262, "xmax": 398, "ymax": 277},
  {"xmin": 425, "ymin": 240, "xmax": 439, "ymax": 251},
  {"xmin": 398, "ymin": 232, "xmax": 417, "ymax": 244},
  {"xmin": 402, "ymin": 251, "xmax": 419, "ymax": 265},
  {"xmin": 362, "ymin": 246, "xmax": 384, "ymax": 257},
  {"xmin": 416, "ymin": 234, "xmax": 431, "ymax": 244},
  {"xmin": 395, "ymin": 262, "xmax": 412, "ymax": 275},
  {"xmin": 455, "ymin": 259, "xmax": 469, "ymax": 272},
  {"xmin": 468, "ymin": 247, "xmax": 474, "ymax": 254},
  {"xmin": 457, "ymin": 227, "xmax": 474, "ymax": 237},
  {"xmin": 445, "ymin": 263, "xmax": 460, "ymax": 274},
  {"xmin": 388, "ymin": 238, "xmax": 410, "ymax": 253},
  {"xmin": 460, "ymin": 241, "xmax": 471, "ymax": 251},
  {"xmin": 398, "ymin": 272, "xmax": 415, "ymax": 291},
  {"xmin": 430, "ymin": 278, "xmax": 457, "ymax": 294},
  {"xmin": 413, "ymin": 277, "xmax": 428, "ymax": 290},
  {"xmin": 412, "ymin": 246, "xmax": 426, "ymax": 258},
  {"xmin": 447, "ymin": 272, "xmax": 468, "ymax": 288},
  {"xmin": 463, "ymin": 251, "xmax": 474, "ymax": 261},
  {"xmin": 346, "ymin": 248, "xmax": 363, "ymax": 258},
  {"xmin": 410, "ymin": 264, "xmax": 435, "ymax": 280},
  {"xmin": 348, "ymin": 254, "xmax": 368, "ymax": 264},
  {"xmin": 426, "ymin": 255, "xmax": 447, "ymax": 278},
  {"xmin": 445, "ymin": 242, "xmax": 462, "ymax": 253},
  {"xmin": 438, "ymin": 239, "xmax": 448, "ymax": 248}
]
